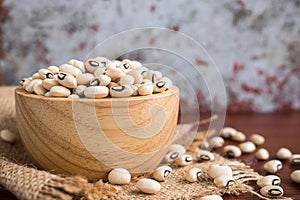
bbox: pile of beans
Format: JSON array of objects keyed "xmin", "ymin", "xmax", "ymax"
[{"xmin": 20, "ymin": 57, "xmax": 173, "ymax": 98}]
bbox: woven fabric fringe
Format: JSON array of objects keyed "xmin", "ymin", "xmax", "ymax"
[{"xmin": 0, "ymin": 87, "xmax": 293, "ymax": 200}]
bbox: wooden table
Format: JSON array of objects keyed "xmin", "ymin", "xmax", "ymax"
[{"xmin": 1, "ymin": 112, "xmax": 300, "ymax": 199}]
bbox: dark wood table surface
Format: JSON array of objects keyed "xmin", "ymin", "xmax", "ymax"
[{"xmin": 1, "ymin": 112, "xmax": 300, "ymax": 199}]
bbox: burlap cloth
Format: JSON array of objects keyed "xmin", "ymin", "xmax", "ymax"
[{"xmin": 0, "ymin": 86, "xmax": 292, "ymax": 200}]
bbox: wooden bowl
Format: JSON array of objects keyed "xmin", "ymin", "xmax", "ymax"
[{"xmin": 15, "ymin": 86, "xmax": 179, "ymax": 180}]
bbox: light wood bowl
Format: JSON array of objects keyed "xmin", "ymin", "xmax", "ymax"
[{"xmin": 15, "ymin": 86, "xmax": 179, "ymax": 180}]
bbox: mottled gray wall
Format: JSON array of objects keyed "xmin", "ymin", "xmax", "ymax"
[{"xmin": 1, "ymin": 0, "xmax": 300, "ymax": 112}]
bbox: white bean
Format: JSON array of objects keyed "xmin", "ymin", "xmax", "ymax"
[
  {"xmin": 42, "ymin": 78, "xmax": 59, "ymax": 90},
  {"xmin": 220, "ymin": 127, "xmax": 237, "ymax": 139},
  {"xmin": 50, "ymin": 86, "xmax": 71, "ymax": 97},
  {"xmin": 290, "ymin": 170, "xmax": 300, "ymax": 184},
  {"xmin": 138, "ymin": 83, "xmax": 153, "ymax": 96},
  {"xmin": 20, "ymin": 77, "xmax": 31, "ymax": 87},
  {"xmin": 94, "ymin": 57, "xmax": 110, "ymax": 68},
  {"xmin": 164, "ymin": 151, "xmax": 180, "ymax": 163},
  {"xmin": 223, "ymin": 145, "xmax": 242, "ymax": 158},
  {"xmin": 152, "ymin": 166, "xmax": 172, "ymax": 181},
  {"xmin": 74, "ymin": 85, "xmax": 87, "ymax": 96},
  {"xmin": 85, "ymin": 59, "xmax": 101, "ymax": 73},
  {"xmin": 110, "ymin": 85, "xmax": 133, "ymax": 97},
  {"xmin": 260, "ymin": 185, "xmax": 283, "ymax": 197},
  {"xmin": 197, "ymin": 150, "xmax": 215, "ymax": 162},
  {"xmin": 57, "ymin": 72, "xmax": 77, "ymax": 89},
  {"xmin": 143, "ymin": 70, "xmax": 158, "ymax": 83},
  {"xmin": 239, "ymin": 141, "xmax": 256, "ymax": 153},
  {"xmin": 25, "ymin": 79, "xmax": 42, "ymax": 93},
  {"xmin": 175, "ymin": 154, "xmax": 193, "ymax": 166},
  {"xmin": 108, "ymin": 168, "xmax": 131, "ymax": 185},
  {"xmin": 33, "ymin": 79, "xmax": 47, "ymax": 95},
  {"xmin": 136, "ymin": 178, "xmax": 161, "ymax": 194},
  {"xmin": 106, "ymin": 61, "xmax": 125, "ymax": 81},
  {"xmin": 76, "ymin": 73, "xmax": 94, "ymax": 85},
  {"xmin": 208, "ymin": 137, "xmax": 225, "ymax": 149},
  {"xmin": 32, "ymin": 72, "xmax": 41, "ymax": 80},
  {"xmin": 289, "ymin": 154, "xmax": 300, "ymax": 165},
  {"xmin": 257, "ymin": 175, "xmax": 281, "ymax": 187},
  {"xmin": 0, "ymin": 129, "xmax": 17, "ymax": 144},
  {"xmin": 153, "ymin": 80, "xmax": 168, "ymax": 93},
  {"xmin": 185, "ymin": 167, "xmax": 202, "ymax": 183},
  {"xmin": 131, "ymin": 60, "xmax": 142, "ymax": 68},
  {"xmin": 119, "ymin": 59, "xmax": 135, "ymax": 73},
  {"xmin": 231, "ymin": 131, "xmax": 246, "ymax": 142},
  {"xmin": 127, "ymin": 70, "xmax": 143, "ymax": 84},
  {"xmin": 68, "ymin": 94, "xmax": 80, "ymax": 99},
  {"xmin": 68, "ymin": 59, "xmax": 86, "ymax": 73},
  {"xmin": 94, "ymin": 67, "xmax": 106, "ymax": 77},
  {"xmin": 214, "ymin": 175, "xmax": 235, "ymax": 188},
  {"xmin": 84, "ymin": 86, "xmax": 109, "ymax": 98},
  {"xmin": 59, "ymin": 64, "xmax": 82, "ymax": 77},
  {"xmin": 47, "ymin": 65, "xmax": 59, "ymax": 74},
  {"xmin": 168, "ymin": 144, "xmax": 186, "ymax": 156},
  {"xmin": 208, "ymin": 165, "xmax": 232, "ymax": 179},
  {"xmin": 199, "ymin": 195, "xmax": 223, "ymax": 200},
  {"xmin": 276, "ymin": 147, "xmax": 292, "ymax": 160},
  {"xmin": 119, "ymin": 75, "xmax": 134, "ymax": 85},
  {"xmin": 159, "ymin": 77, "xmax": 172, "ymax": 88},
  {"xmin": 255, "ymin": 148, "xmax": 270, "ymax": 160},
  {"xmin": 38, "ymin": 68, "xmax": 54, "ymax": 79},
  {"xmin": 130, "ymin": 84, "xmax": 139, "ymax": 96},
  {"xmin": 249, "ymin": 134, "xmax": 265, "ymax": 146},
  {"xmin": 263, "ymin": 160, "xmax": 282, "ymax": 174},
  {"xmin": 44, "ymin": 92, "xmax": 51, "ymax": 97}
]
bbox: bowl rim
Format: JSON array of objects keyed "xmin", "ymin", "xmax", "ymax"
[{"xmin": 15, "ymin": 86, "xmax": 179, "ymax": 102}]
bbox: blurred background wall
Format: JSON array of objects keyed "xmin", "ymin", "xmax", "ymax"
[{"xmin": 0, "ymin": 0, "xmax": 299, "ymax": 112}]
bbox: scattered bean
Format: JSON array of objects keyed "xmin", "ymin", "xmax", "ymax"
[
  {"xmin": 257, "ymin": 175, "xmax": 281, "ymax": 187},
  {"xmin": 136, "ymin": 178, "xmax": 161, "ymax": 194},
  {"xmin": 164, "ymin": 151, "xmax": 180, "ymax": 163},
  {"xmin": 152, "ymin": 166, "xmax": 172, "ymax": 181},
  {"xmin": 260, "ymin": 185, "xmax": 283, "ymax": 197},
  {"xmin": 185, "ymin": 167, "xmax": 202, "ymax": 183},
  {"xmin": 0, "ymin": 129, "xmax": 17, "ymax": 144},
  {"xmin": 168, "ymin": 144, "xmax": 186, "ymax": 156},
  {"xmin": 239, "ymin": 141, "xmax": 256, "ymax": 153},
  {"xmin": 231, "ymin": 131, "xmax": 246, "ymax": 142},
  {"xmin": 196, "ymin": 150, "xmax": 215, "ymax": 162},
  {"xmin": 50, "ymin": 86, "xmax": 71, "ymax": 97},
  {"xmin": 249, "ymin": 133, "xmax": 265, "ymax": 146},
  {"xmin": 223, "ymin": 145, "xmax": 242, "ymax": 158},
  {"xmin": 220, "ymin": 127, "xmax": 237, "ymax": 139},
  {"xmin": 108, "ymin": 168, "xmax": 131, "ymax": 185},
  {"xmin": 263, "ymin": 160, "xmax": 282, "ymax": 174},
  {"xmin": 84, "ymin": 86, "xmax": 109, "ymax": 98},
  {"xmin": 214, "ymin": 175, "xmax": 235, "ymax": 187},
  {"xmin": 208, "ymin": 165, "xmax": 232, "ymax": 179},
  {"xmin": 175, "ymin": 154, "xmax": 193, "ymax": 166},
  {"xmin": 289, "ymin": 154, "xmax": 300, "ymax": 165},
  {"xmin": 199, "ymin": 195, "xmax": 223, "ymax": 200},
  {"xmin": 208, "ymin": 137, "xmax": 225, "ymax": 149},
  {"xmin": 290, "ymin": 170, "xmax": 300, "ymax": 184},
  {"xmin": 255, "ymin": 148, "xmax": 270, "ymax": 160},
  {"xmin": 276, "ymin": 147, "xmax": 292, "ymax": 160}
]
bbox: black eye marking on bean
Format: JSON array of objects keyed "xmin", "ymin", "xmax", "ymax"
[
  {"xmin": 123, "ymin": 63, "xmax": 130, "ymax": 69},
  {"xmin": 164, "ymin": 170, "xmax": 171, "ymax": 177},
  {"xmin": 112, "ymin": 85, "xmax": 125, "ymax": 92},
  {"xmin": 272, "ymin": 179, "xmax": 280, "ymax": 185},
  {"xmin": 277, "ymin": 164, "xmax": 282, "ymax": 170},
  {"xmin": 90, "ymin": 78, "xmax": 99, "ymax": 86},
  {"xmin": 58, "ymin": 73, "xmax": 67, "ymax": 80},
  {"xmin": 226, "ymin": 151, "xmax": 235, "ymax": 158},
  {"xmin": 170, "ymin": 152, "xmax": 179, "ymax": 159},
  {"xmin": 196, "ymin": 171, "xmax": 202, "ymax": 178},
  {"xmin": 152, "ymin": 74, "xmax": 157, "ymax": 83},
  {"xmin": 226, "ymin": 180, "xmax": 235, "ymax": 187},
  {"xmin": 100, "ymin": 61, "xmax": 107, "ymax": 67},
  {"xmin": 20, "ymin": 79, "xmax": 25, "ymax": 85},
  {"xmin": 156, "ymin": 81, "xmax": 166, "ymax": 88},
  {"xmin": 268, "ymin": 189, "xmax": 282, "ymax": 196},
  {"xmin": 185, "ymin": 156, "xmax": 193, "ymax": 162},
  {"xmin": 89, "ymin": 60, "xmax": 100, "ymax": 67},
  {"xmin": 46, "ymin": 72, "xmax": 53, "ymax": 78},
  {"xmin": 141, "ymin": 70, "xmax": 147, "ymax": 75},
  {"xmin": 200, "ymin": 155, "xmax": 210, "ymax": 161}
]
